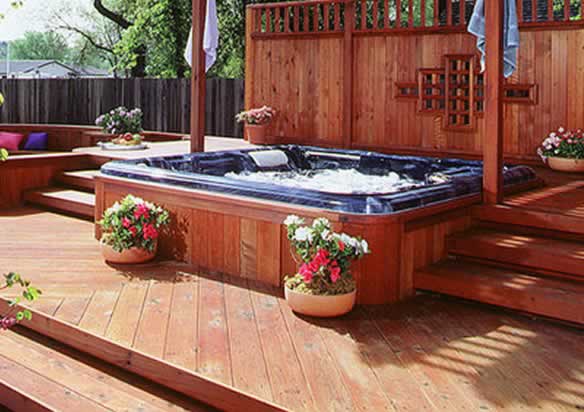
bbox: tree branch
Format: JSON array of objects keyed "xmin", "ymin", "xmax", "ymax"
[
  {"xmin": 94, "ymin": 0, "xmax": 132, "ymax": 29},
  {"xmin": 57, "ymin": 24, "xmax": 114, "ymax": 54}
]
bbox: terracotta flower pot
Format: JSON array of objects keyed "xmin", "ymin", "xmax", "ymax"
[
  {"xmin": 100, "ymin": 240, "xmax": 157, "ymax": 264},
  {"xmin": 284, "ymin": 286, "xmax": 357, "ymax": 317},
  {"xmin": 244, "ymin": 124, "xmax": 270, "ymax": 144},
  {"xmin": 547, "ymin": 157, "xmax": 584, "ymax": 173}
]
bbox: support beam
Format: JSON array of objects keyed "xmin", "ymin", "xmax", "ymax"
[
  {"xmin": 190, "ymin": 0, "xmax": 208, "ymax": 153},
  {"xmin": 342, "ymin": 0, "xmax": 355, "ymax": 148},
  {"xmin": 483, "ymin": 0, "xmax": 505, "ymax": 204}
]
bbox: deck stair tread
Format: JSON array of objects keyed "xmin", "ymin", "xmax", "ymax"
[
  {"xmin": 24, "ymin": 187, "xmax": 95, "ymax": 219},
  {"xmin": 0, "ymin": 328, "xmax": 212, "ymax": 412},
  {"xmin": 55, "ymin": 169, "xmax": 99, "ymax": 191},
  {"xmin": 414, "ymin": 260, "xmax": 584, "ymax": 325},
  {"xmin": 472, "ymin": 204, "xmax": 584, "ymax": 236},
  {"xmin": 447, "ymin": 227, "xmax": 584, "ymax": 279}
]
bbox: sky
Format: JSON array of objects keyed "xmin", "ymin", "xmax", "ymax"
[{"xmin": 0, "ymin": 0, "xmax": 86, "ymax": 41}]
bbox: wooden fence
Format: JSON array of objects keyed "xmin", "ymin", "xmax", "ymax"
[
  {"xmin": 245, "ymin": 0, "xmax": 584, "ymax": 162},
  {"xmin": 0, "ymin": 78, "xmax": 245, "ymax": 138}
]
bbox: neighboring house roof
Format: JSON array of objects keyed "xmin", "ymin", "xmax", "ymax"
[{"xmin": 0, "ymin": 60, "xmax": 110, "ymax": 78}]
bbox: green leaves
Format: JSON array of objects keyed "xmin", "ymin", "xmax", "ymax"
[{"xmin": 1, "ymin": 272, "xmax": 40, "ymax": 330}]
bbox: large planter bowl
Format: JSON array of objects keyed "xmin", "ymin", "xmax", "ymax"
[
  {"xmin": 284, "ymin": 286, "xmax": 357, "ymax": 317},
  {"xmin": 100, "ymin": 240, "xmax": 157, "ymax": 264},
  {"xmin": 244, "ymin": 124, "xmax": 273, "ymax": 145},
  {"xmin": 547, "ymin": 157, "xmax": 584, "ymax": 173}
]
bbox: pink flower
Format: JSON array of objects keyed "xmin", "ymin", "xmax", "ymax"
[
  {"xmin": 122, "ymin": 217, "xmax": 131, "ymax": 228},
  {"xmin": 129, "ymin": 226, "xmax": 137, "ymax": 237},
  {"xmin": 330, "ymin": 261, "xmax": 341, "ymax": 283},
  {"xmin": 143, "ymin": 223, "xmax": 158, "ymax": 240},
  {"xmin": 134, "ymin": 204, "xmax": 150, "ymax": 220},
  {"xmin": 312, "ymin": 249, "xmax": 330, "ymax": 268},
  {"xmin": 299, "ymin": 263, "xmax": 313, "ymax": 283}
]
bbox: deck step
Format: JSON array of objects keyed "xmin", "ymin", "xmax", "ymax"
[
  {"xmin": 55, "ymin": 169, "xmax": 99, "ymax": 192},
  {"xmin": 0, "ymin": 328, "xmax": 211, "ymax": 412},
  {"xmin": 448, "ymin": 228, "xmax": 584, "ymax": 279},
  {"xmin": 472, "ymin": 204, "xmax": 584, "ymax": 236},
  {"xmin": 414, "ymin": 260, "xmax": 584, "ymax": 325},
  {"xmin": 24, "ymin": 188, "xmax": 95, "ymax": 219}
]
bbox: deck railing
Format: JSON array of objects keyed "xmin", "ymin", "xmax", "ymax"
[{"xmin": 248, "ymin": 0, "xmax": 584, "ymax": 36}]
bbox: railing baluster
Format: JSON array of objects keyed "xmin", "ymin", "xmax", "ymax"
[
  {"xmin": 433, "ymin": 0, "xmax": 438, "ymax": 26},
  {"xmin": 373, "ymin": 0, "xmax": 379, "ymax": 29},
  {"xmin": 334, "ymin": 2, "xmax": 340, "ymax": 30},
  {"xmin": 324, "ymin": 3, "xmax": 330, "ymax": 30},
  {"xmin": 361, "ymin": 0, "xmax": 367, "ymax": 29},
  {"xmin": 408, "ymin": 0, "xmax": 414, "ymax": 27},
  {"xmin": 421, "ymin": 0, "xmax": 426, "ymax": 26},
  {"xmin": 446, "ymin": 0, "xmax": 452, "ymax": 26},
  {"xmin": 531, "ymin": 0, "xmax": 537, "ymax": 22},
  {"xmin": 518, "ymin": 0, "xmax": 523, "ymax": 23},
  {"xmin": 397, "ymin": 0, "xmax": 402, "ymax": 27},
  {"xmin": 459, "ymin": 0, "xmax": 465, "ymax": 25},
  {"xmin": 294, "ymin": 5, "xmax": 300, "ymax": 32},
  {"xmin": 312, "ymin": 4, "xmax": 318, "ymax": 31},
  {"xmin": 547, "ymin": 0, "xmax": 553, "ymax": 21},
  {"xmin": 564, "ymin": 0, "xmax": 571, "ymax": 20},
  {"xmin": 386, "ymin": 0, "xmax": 391, "ymax": 27}
]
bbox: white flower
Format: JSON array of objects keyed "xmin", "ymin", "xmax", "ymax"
[
  {"xmin": 321, "ymin": 229, "xmax": 331, "ymax": 240},
  {"xmin": 284, "ymin": 215, "xmax": 304, "ymax": 226},
  {"xmin": 558, "ymin": 127, "xmax": 565, "ymax": 133},
  {"xmin": 109, "ymin": 202, "xmax": 121, "ymax": 212},
  {"xmin": 360, "ymin": 240, "xmax": 370, "ymax": 254},
  {"xmin": 294, "ymin": 227, "xmax": 313, "ymax": 242},
  {"xmin": 312, "ymin": 217, "xmax": 330, "ymax": 228}
]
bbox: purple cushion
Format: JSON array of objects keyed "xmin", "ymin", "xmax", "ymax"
[
  {"xmin": 0, "ymin": 132, "xmax": 25, "ymax": 151},
  {"xmin": 23, "ymin": 132, "xmax": 48, "ymax": 151}
]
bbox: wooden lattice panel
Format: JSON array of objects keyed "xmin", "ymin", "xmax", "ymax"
[
  {"xmin": 418, "ymin": 69, "xmax": 445, "ymax": 114},
  {"xmin": 444, "ymin": 55, "xmax": 475, "ymax": 131}
]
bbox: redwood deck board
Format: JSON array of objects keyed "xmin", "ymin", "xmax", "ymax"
[{"xmin": 1, "ymin": 208, "xmax": 583, "ymax": 411}]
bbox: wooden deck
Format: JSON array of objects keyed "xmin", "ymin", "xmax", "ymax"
[{"xmin": 1, "ymin": 208, "xmax": 583, "ymax": 411}]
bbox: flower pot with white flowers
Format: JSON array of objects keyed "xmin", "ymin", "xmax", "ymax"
[
  {"xmin": 99, "ymin": 195, "xmax": 170, "ymax": 264},
  {"xmin": 283, "ymin": 215, "xmax": 370, "ymax": 317},
  {"xmin": 236, "ymin": 106, "xmax": 276, "ymax": 144},
  {"xmin": 537, "ymin": 127, "xmax": 584, "ymax": 173}
]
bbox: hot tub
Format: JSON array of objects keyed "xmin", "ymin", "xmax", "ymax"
[
  {"xmin": 95, "ymin": 145, "xmax": 537, "ymax": 304},
  {"xmin": 100, "ymin": 145, "xmax": 536, "ymax": 215}
]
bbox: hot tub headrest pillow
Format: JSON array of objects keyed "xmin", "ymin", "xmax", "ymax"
[
  {"xmin": 248, "ymin": 150, "xmax": 290, "ymax": 170},
  {"xmin": 0, "ymin": 132, "xmax": 25, "ymax": 151}
]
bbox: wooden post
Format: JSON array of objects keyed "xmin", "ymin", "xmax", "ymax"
[
  {"xmin": 190, "ymin": 0, "xmax": 208, "ymax": 153},
  {"xmin": 483, "ymin": 0, "xmax": 505, "ymax": 204},
  {"xmin": 343, "ymin": 0, "xmax": 355, "ymax": 148}
]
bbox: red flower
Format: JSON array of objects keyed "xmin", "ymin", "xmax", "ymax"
[
  {"xmin": 134, "ymin": 204, "xmax": 150, "ymax": 220},
  {"xmin": 143, "ymin": 223, "xmax": 158, "ymax": 240},
  {"xmin": 122, "ymin": 217, "xmax": 131, "ymax": 228},
  {"xmin": 299, "ymin": 263, "xmax": 313, "ymax": 283},
  {"xmin": 337, "ymin": 240, "xmax": 345, "ymax": 251},
  {"xmin": 312, "ymin": 249, "xmax": 330, "ymax": 268},
  {"xmin": 129, "ymin": 226, "xmax": 137, "ymax": 237},
  {"xmin": 329, "ymin": 262, "xmax": 341, "ymax": 283}
]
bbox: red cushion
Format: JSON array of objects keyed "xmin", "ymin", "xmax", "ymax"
[{"xmin": 0, "ymin": 132, "xmax": 25, "ymax": 151}]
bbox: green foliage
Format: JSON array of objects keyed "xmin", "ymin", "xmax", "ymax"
[
  {"xmin": 283, "ymin": 216, "xmax": 369, "ymax": 295},
  {"xmin": 1, "ymin": 272, "xmax": 41, "ymax": 330},
  {"xmin": 113, "ymin": 0, "xmax": 190, "ymax": 77},
  {"xmin": 10, "ymin": 31, "xmax": 70, "ymax": 61},
  {"xmin": 99, "ymin": 195, "xmax": 170, "ymax": 252}
]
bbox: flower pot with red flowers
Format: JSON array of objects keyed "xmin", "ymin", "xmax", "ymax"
[
  {"xmin": 98, "ymin": 195, "xmax": 170, "ymax": 264},
  {"xmin": 538, "ymin": 127, "xmax": 584, "ymax": 173},
  {"xmin": 236, "ymin": 106, "xmax": 276, "ymax": 145},
  {"xmin": 283, "ymin": 215, "xmax": 370, "ymax": 317}
]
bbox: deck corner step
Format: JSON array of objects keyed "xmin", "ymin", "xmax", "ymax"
[
  {"xmin": 24, "ymin": 188, "xmax": 95, "ymax": 220},
  {"xmin": 55, "ymin": 169, "xmax": 99, "ymax": 192},
  {"xmin": 447, "ymin": 228, "xmax": 584, "ymax": 279},
  {"xmin": 414, "ymin": 260, "xmax": 584, "ymax": 325}
]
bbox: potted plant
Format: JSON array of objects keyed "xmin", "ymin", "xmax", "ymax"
[
  {"xmin": 538, "ymin": 127, "xmax": 584, "ymax": 172},
  {"xmin": 283, "ymin": 215, "xmax": 370, "ymax": 317},
  {"xmin": 99, "ymin": 195, "xmax": 170, "ymax": 264},
  {"xmin": 235, "ymin": 105, "xmax": 276, "ymax": 144},
  {"xmin": 95, "ymin": 106, "xmax": 144, "ymax": 145}
]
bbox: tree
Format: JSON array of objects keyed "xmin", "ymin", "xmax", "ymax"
[{"xmin": 10, "ymin": 31, "xmax": 70, "ymax": 61}]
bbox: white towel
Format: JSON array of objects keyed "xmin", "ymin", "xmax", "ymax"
[{"xmin": 184, "ymin": 0, "xmax": 219, "ymax": 72}]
